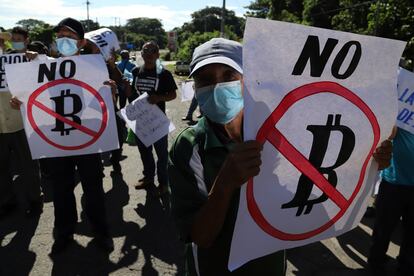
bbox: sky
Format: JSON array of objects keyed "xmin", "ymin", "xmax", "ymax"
[{"xmin": 0, "ymin": 0, "xmax": 252, "ymax": 31}]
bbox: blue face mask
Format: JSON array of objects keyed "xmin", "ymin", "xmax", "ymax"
[
  {"xmin": 56, "ymin": 37, "xmax": 78, "ymax": 56},
  {"xmin": 12, "ymin": 41, "xmax": 25, "ymax": 51},
  {"xmin": 196, "ymin": 80, "xmax": 244, "ymax": 124}
]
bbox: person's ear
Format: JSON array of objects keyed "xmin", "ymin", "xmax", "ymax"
[{"xmin": 78, "ymin": 39, "xmax": 87, "ymax": 49}]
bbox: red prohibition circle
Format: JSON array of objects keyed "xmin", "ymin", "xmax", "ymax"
[
  {"xmin": 247, "ymin": 81, "xmax": 380, "ymax": 241},
  {"xmin": 27, "ymin": 79, "xmax": 108, "ymax": 151}
]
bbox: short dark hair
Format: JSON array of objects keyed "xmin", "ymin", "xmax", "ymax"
[
  {"xmin": 28, "ymin": 41, "xmax": 49, "ymax": 55},
  {"xmin": 143, "ymin": 41, "xmax": 159, "ymax": 51},
  {"xmin": 11, "ymin": 26, "xmax": 28, "ymax": 39}
]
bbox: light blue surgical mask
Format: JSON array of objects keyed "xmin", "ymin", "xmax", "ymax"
[
  {"xmin": 56, "ymin": 37, "xmax": 79, "ymax": 56},
  {"xmin": 196, "ymin": 80, "xmax": 244, "ymax": 124},
  {"xmin": 12, "ymin": 41, "xmax": 25, "ymax": 51}
]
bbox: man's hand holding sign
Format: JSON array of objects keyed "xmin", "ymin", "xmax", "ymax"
[{"xmin": 228, "ymin": 18, "xmax": 406, "ymax": 270}]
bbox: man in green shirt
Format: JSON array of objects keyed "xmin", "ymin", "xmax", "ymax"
[{"xmin": 168, "ymin": 38, "xmax": 286, "ymax": 275}]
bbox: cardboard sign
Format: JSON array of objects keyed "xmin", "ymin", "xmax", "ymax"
[
  {"xmin": 118, "ymin": 93, "xmax": 175, "ymax": 147},
  {"xmin": 396, "ymin": 67, "xmax": 414, "ymax": 134},
  {"xmin": 5, "ymin": 54, "xmax": 119, "ymax": 159},
  {"xmin": 229, "ymin": 18, "xmax": 406, "ymax": 270},
  {"xmin": 85, "ymin": 28, "xmax": 120, "ymax": 61}
]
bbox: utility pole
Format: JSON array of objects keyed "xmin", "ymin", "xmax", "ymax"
[
  {"xmin": 220, "ymin": 0, "xmax": 226, "ymax": 37},
  {"xmin": 85, "ymin": 1, "xmax": 91, "ymax": 31}
]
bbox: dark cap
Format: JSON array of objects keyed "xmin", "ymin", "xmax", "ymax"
[
  {"xmin": 28, "ymin": 41, "xmax": 49, "ymax": 55},
  {"xmin": 53, "ymin": 17, "xmax": 84, "ymax": 39},
  {"xmin": 190, "ymin": 38, "xmax": 242, "ymax": 77}
]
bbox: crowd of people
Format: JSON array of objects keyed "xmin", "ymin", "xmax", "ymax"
[{"xmin": 0, "ymin": 17, "xmax": 412, "ymax": 276}]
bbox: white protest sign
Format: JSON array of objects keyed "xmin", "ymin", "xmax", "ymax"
[
  {"xmin": 118, "ymin": 93, "xmax": 175, "ymax": 147},
  {"xmin": 85, "ymin": 28, "xmax": 120, "ymax": 61},
  {"xmin": 181, "ymin": 80, "xmax": 195, "ymax": 102},
  {"xmin": 396, "ymin": 68, "xmax": 414, "ymax": 134},
  {"xmin": 0, "ymin": 53, "xmax": 30, "ymax": 92},
  {"xmin": 229, "ymin": 18, "xmax": 406, "ymax": 270},
  {"xmin": 5, "ymin": 54, "xmax": 119, "ymax": 159}
]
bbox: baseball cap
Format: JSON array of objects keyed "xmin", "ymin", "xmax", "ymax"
[
  {"xmin": 53, "ymin": 17, "xmax": 84, "ymax": 39},
  {"xmin": 190, "ymin": 38, "xmax": 243, "ymax": 77}
]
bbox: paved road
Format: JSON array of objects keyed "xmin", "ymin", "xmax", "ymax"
[{"xmin": 0, "ymin": 76, "xmax": 402, "ymax": 275}]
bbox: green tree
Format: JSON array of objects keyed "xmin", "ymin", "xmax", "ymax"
[
  {"xmin": 331, "ymin": 0, "xmax": 371, "ymax": 33},
  {"xmin": 125, "ymin": 18, "xmax": 167, "ymax": 48},
  {"xmin": 245, "ymin": 0, "xmax": 271, "ymax": 18},
  {"xmin": 15, "ymin": 19, "xmax": 47, "ymax": 32},
  {"xmin": 302, "ymin": 0, "xmax": 340, "ymax": 28},
  {"xmin": 366, "ymin": 0, "xmax": 414, "ymax": 68},
  {"xmin": 175, "ymin": 31, "xmax": 222, "ymax": 62},
  {"xmin": 246, "ymin": 0, "xmax": 303, "ymax": 23},
  {"xmin": 81, "ymin": 19, "xmax": 100, "ymax": 32},
  {"xmin": 15, "ymin": 18, "xmax": 54, "ymax": 46}
]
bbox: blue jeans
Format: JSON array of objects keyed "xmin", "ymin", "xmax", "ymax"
[{"xmin": 135, "ymin": 135, "xmax": 168, "ymax": 187}]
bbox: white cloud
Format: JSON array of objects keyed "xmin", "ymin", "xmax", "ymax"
[{"xmin": 0, "ymin": 0, "xmax": 193, "ymax": 30}]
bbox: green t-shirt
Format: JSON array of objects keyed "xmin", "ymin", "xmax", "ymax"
[{"xmin": 168, "ymin": 117, "xmax": 286, "ymax": 276}]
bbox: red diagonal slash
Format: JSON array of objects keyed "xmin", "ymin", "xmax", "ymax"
[
  {"xmin": 267, "ymin": 127, "xmax": 348, "ymax": 209},
  {"xmin": 27, "ymin": 78, "xmax": 108, "ymax": 151},
  {"xmin": 247, "ymin": 81, "xmax": 381, "ymax": 241},
  {"xmin": 33, "ymin": 100, "xmax": 98, "ymax": 137}
]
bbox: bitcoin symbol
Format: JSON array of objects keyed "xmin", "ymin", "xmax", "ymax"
[
  {"xmin": 281, "ymin": 114, "xmax": 355, "ymax": 216},
  {"xmin": 51, "ymin": 89, "xmax": 82, "ymax": 136}
]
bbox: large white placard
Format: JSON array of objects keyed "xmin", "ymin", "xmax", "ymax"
[
  {"xmin": 229, "ymin": 18, "xmax": 406, "ymax": 270},
  {"xmin": 5, "ymin": 54, "xmax": 119, "ymax": 159},
  {"xmin": 118, "ymin": 93, "xmax": 175, "ymax": 147},
  {"xmin": 1, "ymin": 53, "xmax": 30, "ymax": 92},
  {"xmin": 396, "ymin": 67, "xmax": 414, "ymax": 134}
]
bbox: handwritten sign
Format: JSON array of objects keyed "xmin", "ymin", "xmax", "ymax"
[
  {"xmin": 181, "ymin": 80, "xmax": 195, "ymax": 102},
  {"xmin": 119, "ymin": 93, "xmax": 175, "ymax": 146},
  {"xmin": 229, "ymin": 18, "xmax": 406, "ymax": 270},
  {"xmin": 396, "ymin": 68, "xmax": 414, "ymax": 134},
  {"xmin": 5, "ymin": 54, "xmax": 119, "ymax": 159}
]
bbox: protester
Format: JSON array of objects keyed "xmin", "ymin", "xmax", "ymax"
[
  {"xmin": 368, "ymin": 126, "xmax": 414, "ymax": 275},
  {"xmin": 84, "ymin": 27, "xmax": 125, "ymax": 174},
  {"xmin": 128, "ymin": 41, "xmax": 177, "ymax": 196},
  {"xmin": 117, "ymin": 50, "xmax": 136, "ymax": 108},
  {"xmin": 168, "ymin": 38, "xmax": 286, "ymax": 275},
  {"xmin": 0, "ymin": 31, "xmax": 11, "ymax": 54},
  {"xmin": 10, "ymin": 18, "xmax": 113, "ymax": 254},
  {"xmin": 27, "ymin": 40, "xmax": 49, "ymax": 55},
  {"xmin": 9, "ymin": 26, "xmax": 29, "ymax": 53},
  {"xmin": 0, "ymin": 27, "xmax": 43, "ymax": 218},
  {"xmin": 168, "ymin": 37, "xmax": 394, "ymax": 276}
]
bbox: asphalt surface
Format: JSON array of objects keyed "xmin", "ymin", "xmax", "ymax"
[{"xmin": 0, "ymin": 71, "xmax": 402, "ymax": 276}]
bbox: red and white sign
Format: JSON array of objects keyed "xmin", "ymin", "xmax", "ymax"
[
  {"xmin": 5, "ymin": 55, "xmax": 119, "ymax": 159},
  {"xmin": 229, "ymin": 18, "xmax": 406, "ymax": 270}
]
